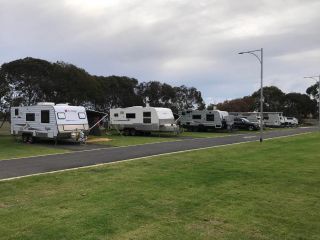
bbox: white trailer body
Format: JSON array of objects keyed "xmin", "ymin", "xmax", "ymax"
[
  {"xmin": 110, "ymin": 106, "xmax": 179, "ymax": 134},
  {"xmin": 11, "ymin": 103, "xmax": 89, "ymax": 142},
  {"xmin": 263, "ymin": 112, "xmax": 285, "ymax": 127},
  {"xmin": 178, "ymin": 109, "xmax": 234, "ymax": 130}
]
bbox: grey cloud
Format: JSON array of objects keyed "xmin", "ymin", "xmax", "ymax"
[{"xmin": 1, "ymin": 0, "xmax": 320, "ymax": 104}]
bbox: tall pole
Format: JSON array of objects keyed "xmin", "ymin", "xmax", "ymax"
[
  {"xmin": 238, "ymin": 48, "xmax": 264, "ymax": 142},
  {"xmin": 260, "ymin": 48, "xmax": 264, "ymax": 142}
]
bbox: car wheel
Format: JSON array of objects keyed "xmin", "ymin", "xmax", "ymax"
[{"xmin": 248, "ymin": 126, "xmax": 254, "ymax": 131}]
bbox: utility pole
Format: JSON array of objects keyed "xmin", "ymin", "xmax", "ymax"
[{"xmin": 239, "ymin": 48, "xmax": 264, "ymax": 142}]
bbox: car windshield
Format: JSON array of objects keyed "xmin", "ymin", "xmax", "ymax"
[{"xmin": 241, "ymin": 118, "xmax": 250, "ymax": 123}]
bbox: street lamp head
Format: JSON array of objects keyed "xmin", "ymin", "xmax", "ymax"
[{"xmin": 238, "ymin": 52, "xmax": 244, "ymax": 55}]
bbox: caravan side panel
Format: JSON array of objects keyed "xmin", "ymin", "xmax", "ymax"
[{"xmin": 11, "ymin": 106, "xmax": 58, "ymax": 138}]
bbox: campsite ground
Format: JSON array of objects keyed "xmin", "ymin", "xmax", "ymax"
[
  {"xmin": 0, "ymin": 132, "xmax": 319, "ymax": 240},
  {"xmin": 0, "ymin": 122, "xmax": 69, "ymax": 160},
  {"xmin": 0, "ymin": 122, "xmax": 239, "ymax": 160},
  {"xmin": 0, "ymin": 121, "xmax": 296, "ymax": 160}
]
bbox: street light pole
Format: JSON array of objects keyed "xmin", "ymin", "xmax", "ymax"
[
  {"xmin": 304, "ymin": 75, "xmax": 320, "ymax": 131},
  {"xmin": 239, "ymin": 48, "xmax": 264, "ymax": 142}
]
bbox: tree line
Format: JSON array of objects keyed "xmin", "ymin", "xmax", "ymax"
[
  {"xmin": 0, "ymin": 57, "xmax": 205, "ymax": 118},
  {"xmin": 214, "ymin": 86, "xmax": 318, "ymax": 121},
  {"xmin": 0, "ymin": 57, "xmax": 318, "ymax": 122}
]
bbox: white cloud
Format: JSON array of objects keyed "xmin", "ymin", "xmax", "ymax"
[{"xmin": 1, "ymin": 0, "xmax": 320, "ymax": 103}]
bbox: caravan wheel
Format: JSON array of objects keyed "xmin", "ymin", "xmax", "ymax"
[
  {"xmin": 22, "ymin": 134, "xmax": 29, "ymax": 143},
  {"xmin": 123, "ymin": 129, "xmax": 130, "ymax": 136},
  {"xmin": 28, "ymin": 136, "xmax": 35, "ymax": 144},
  {"xmin": 130, "ymin": 129, "xmax": 136, "ymax": 136}
]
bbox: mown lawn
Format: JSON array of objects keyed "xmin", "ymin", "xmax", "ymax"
[
  {"xmin": 0, "ymin": 133, "xmax": 319, "ymax": 240},
  {"xmin": 0, "ymin": 136, "xmax": 69, "ymax": 160}
]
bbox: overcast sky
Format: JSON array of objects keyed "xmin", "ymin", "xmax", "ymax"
[{"xmin": 1, "ymin": 0, "xmax": 319, "ymax": 104}]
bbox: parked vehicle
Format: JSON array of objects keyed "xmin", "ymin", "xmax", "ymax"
[
  {"xmin": 233, "ymin": 117, "xmax": 260, "ymax": 131},
  {"xmin": 11, "ymin": 102, "xmax": 89, "ymax": 143},
  {"xmin": 230, "ymin": 112, "xmax": 285, "ymax": 127},
  {"xmin": 229, "ymin": 112, "xmax": 260, "ymax": 124},
  {"xmin": 263, "ymin": 112, "xmax": 285, "ymax": 127},
  {"xmin": 284, "ymin": 117, "xmax": 298, "ymax": 127},
  {"xmin": 178, "ymin": 109, "xmax": 234, "ymax": 131},
  {"xmin": 110, "ymin": 106, "xmax": 179, "ymax": 135}
]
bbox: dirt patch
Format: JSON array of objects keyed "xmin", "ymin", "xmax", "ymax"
[
  {"xmin": 87, "ymin": 138, "xmax": 112, "ymax": 143},
  {"xmin": 0, "ymin": 203, "xmax": 9, "ymax": 209}
]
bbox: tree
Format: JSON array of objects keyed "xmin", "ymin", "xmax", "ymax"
[
  {"xmin": 306, "ymin": 83, "xmax": 319, "ymax": 99},
  {"xmin": 0, "ymin": 57, "xmax": 205, "ymax": 115},
  {"xmin": 136, "ymin": 81, "xmax": 176, "ymax": 108},
  {"xmin": 0, "ymin": 58, "xmax": 54, "ymax": 107},
  {"xmin": 283, "ymin": 93, "xmax": 316, "ymax": 120},
  {"xmin": 173, "ymin": 85, "xmax": 205, "ymax": 111},
  {"xmin": 95, "ymin": 76, "xmax": 142, "ymax": 112},
  {"xmin": 252, "ymin": 86, "xmax": 285, "ymax": 112},
  {"xmin": 216, "ymin": 96, "xmax": 255, "ymax": 112}
]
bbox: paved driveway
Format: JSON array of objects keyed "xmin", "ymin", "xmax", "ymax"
[{"xmin": 0, "ymin": 127, "xmax": 317, "ymax": 180}]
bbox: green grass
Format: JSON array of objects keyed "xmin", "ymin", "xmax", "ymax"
[
  {"xmin": 0, "ymin": 133, "xmax": 319, "ymax": 239},
  {"xmin": 0, "ymin": 121, "xmax": 10, "ymax": 136},
  {"xmin": 0, "ymin": 136, "xmax": 69, "ymax": 160}
]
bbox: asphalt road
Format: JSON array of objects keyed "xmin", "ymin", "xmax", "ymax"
[{"xmin": 0, "ymin": 127, "xmax": 317, "ymax": 180}]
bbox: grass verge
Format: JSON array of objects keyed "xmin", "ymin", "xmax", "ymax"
[
  {"xmin": 0, "ymin": 136, "xmax": 69, "ymax": 160},
  {"xmin": 0, "ymin": 133, "xmax": 319, "ymax": 239}
]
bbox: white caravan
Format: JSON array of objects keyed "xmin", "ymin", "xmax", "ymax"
[
  {"xmin": 110, "ymin": 106, "xmax": 179, "ymax": 135},
  {"xmin": 178, "ymin": 109, "xmax": 234, "ymax": 131},
  {"xmin": 11, "ymin": 102, "xmax": 89, "ymax": 143},
  {"xmin": 263, "ymin": 112, "xmax": 285, "ymax": 127}
]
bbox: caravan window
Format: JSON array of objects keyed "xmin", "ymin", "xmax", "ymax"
[
  {"xmin": 192, "ymin": 115, "xmax": 201, "ymax": 120},
  {"xmin": 15, "ymin": 109, "xmax": 19, "ymax": 116},
  {"xmin": 114, "ymin": 113, "xmax": 119, "ymax": 117},
  {"xmin": 126, "ymin": 113, "xmax": 136, "ymax": 119},
  {"xmin": 143, "ymin": 112, "xmax": 151, "ymax": 117},
  {"xmin": 78, "ymin": 112, "xmax": 86, "ymax": 119},
  {"xmin": 143, "ymin": 118, "xmax": 151, "ymax": 123},
  {"xmin": 26, "ymin": 113, "xmax": 35, "ymax": 121},
  {"xmin": 41, "ymin": 110, "xmax": 50, "ymax": 123},
  {"xmin": 57, "ymin": 112, "xmax": 66, "ymax": 119},
  {"xmin": 206, "ymin": 114, "xmax": 215, "ymax": 121},
  {"xmin": 143, "ymin": 112, "xmax": 151, "ymax": 124}
]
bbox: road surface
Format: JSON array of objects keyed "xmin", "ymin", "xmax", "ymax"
[{"xmin": 0, "ymin": 127, "xmax": 317, "ymax": 180}]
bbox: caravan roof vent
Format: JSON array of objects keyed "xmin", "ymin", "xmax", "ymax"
[{"xmin": 37, "ymin": 102, "xmax": 55, "ymax": 106}]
